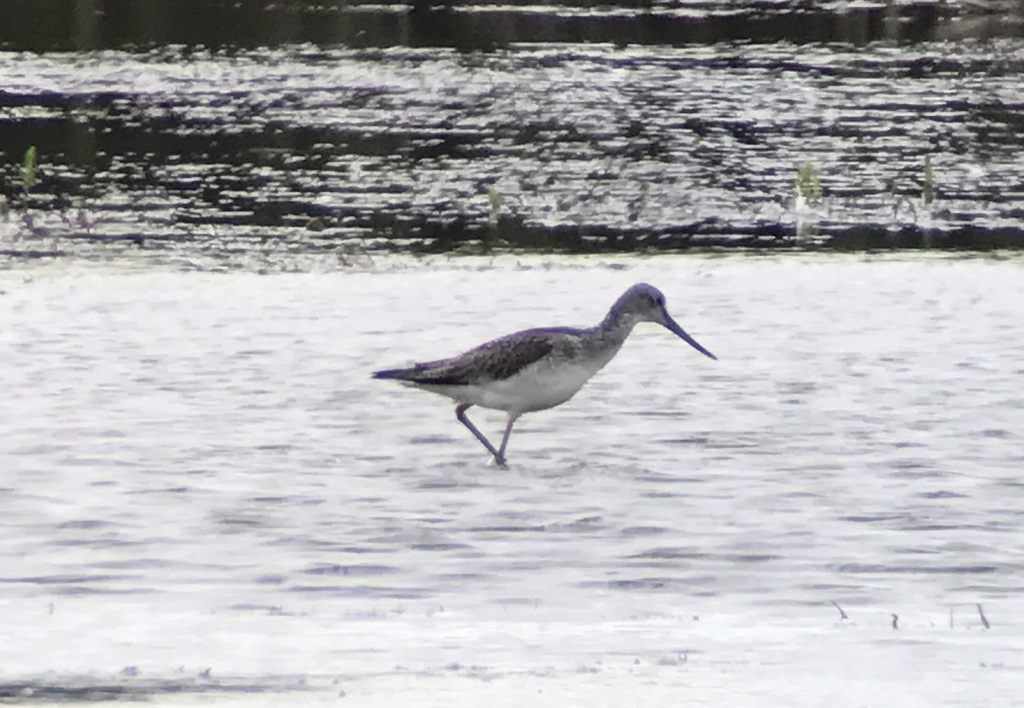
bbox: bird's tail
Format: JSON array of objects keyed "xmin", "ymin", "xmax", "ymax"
[{"xmin": 372, "ymin": 367, "xmax": 414, "ymax": 380}]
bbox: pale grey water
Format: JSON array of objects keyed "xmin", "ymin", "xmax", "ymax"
[{"xmin": 1, "ymin": 254, "xmax": 1023, "ymax": 704}]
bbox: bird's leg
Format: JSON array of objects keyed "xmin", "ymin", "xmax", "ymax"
[
  {"xmin": 496, "ymin": 414, "xmax": 518, "ymax": 466},
  {"xmin": 455, "ymin": 404, "xmax": 506, "ymax": 466}
]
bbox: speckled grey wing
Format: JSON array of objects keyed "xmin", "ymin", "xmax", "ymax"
[{"xmin": 373, "ymin": 329, "xmax": 562, "ymax": 385}]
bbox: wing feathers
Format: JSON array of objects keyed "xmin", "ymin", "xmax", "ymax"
[{"xmin": 373, "ymin": 330, "xmax": 565, "ymax": 386}]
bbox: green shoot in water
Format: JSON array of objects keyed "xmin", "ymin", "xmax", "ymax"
[
  {"xmin": 794, "ymin": 160, "xmax": 821, "ymax": 207},
  {"xmin": 922, "ymin": 155, "xmax": 935, "ymax": 205},
  {"xmin": 487, "ymin": 185, "xmax": 501, "ymax": 226},
  {"xmin": 21, "ymin": 145, "xmax": 37, "ymax": 193}
]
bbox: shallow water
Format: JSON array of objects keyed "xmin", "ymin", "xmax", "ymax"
[{"xmin": 1, "ymin": 253, "xmax": 1023, "ymax": 703}]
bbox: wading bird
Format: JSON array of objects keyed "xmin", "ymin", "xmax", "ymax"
[{"xmin": 372, "ymin": 283, "xmax": 716, "ymax": 466}]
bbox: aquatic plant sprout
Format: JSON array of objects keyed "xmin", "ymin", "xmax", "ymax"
[
  {"xmin": 487, "ymin": 185, "xmax": 501, "ymax": 226},
  {"xmin": 922, "ymin": 155, "xmax": 935, "ymax": 206},
  {"xmin": 20, "ymin": 145, "xmax": 36, "ymax": 193},
  {"xmin": 794, "ymin": 160, "xmax": 821, "ymax": 209}
]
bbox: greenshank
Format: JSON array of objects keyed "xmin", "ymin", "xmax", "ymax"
[{"xmin": 373, "ymin": 282, "xmax": 716, "ymax": 465}]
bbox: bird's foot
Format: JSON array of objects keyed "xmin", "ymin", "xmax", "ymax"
[{"xmin": 492, "ymin": 454, "xmax": 508, "ymax": 468}]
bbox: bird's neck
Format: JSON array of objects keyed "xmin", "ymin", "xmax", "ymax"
[
  {"xmin": 582, "ymin": 311, "xmax": 639, "ymax": 362},
  {"xmin": 597, "ymin": 309, "xmax": 639, "ymax": 341}
]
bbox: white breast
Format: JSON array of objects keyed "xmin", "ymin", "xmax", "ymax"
[{"xmin": 468, "ymin": 350, "xmax": 616, "ymax": 415}]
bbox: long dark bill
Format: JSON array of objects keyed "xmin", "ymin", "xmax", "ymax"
[{"xmin": 663, "ymin": 313, "xmax": 717, "ymax": 360}]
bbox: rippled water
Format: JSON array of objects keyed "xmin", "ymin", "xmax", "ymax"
[
  {"xmin": 2, "ymin": 34, "xmax": 1023, "ymax": 259},
  {"xmin": 2, "ymin": 254, "xmax": 1023, "ymax": 704}
]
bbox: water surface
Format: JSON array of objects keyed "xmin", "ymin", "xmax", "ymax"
[
  {"xmin": 1, "ymin": 254, "xmax": 1022, "ymax": 703},
  {"xmin": 2, "ymin": 3, "xmax": 1023, "ymax": 258}
]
